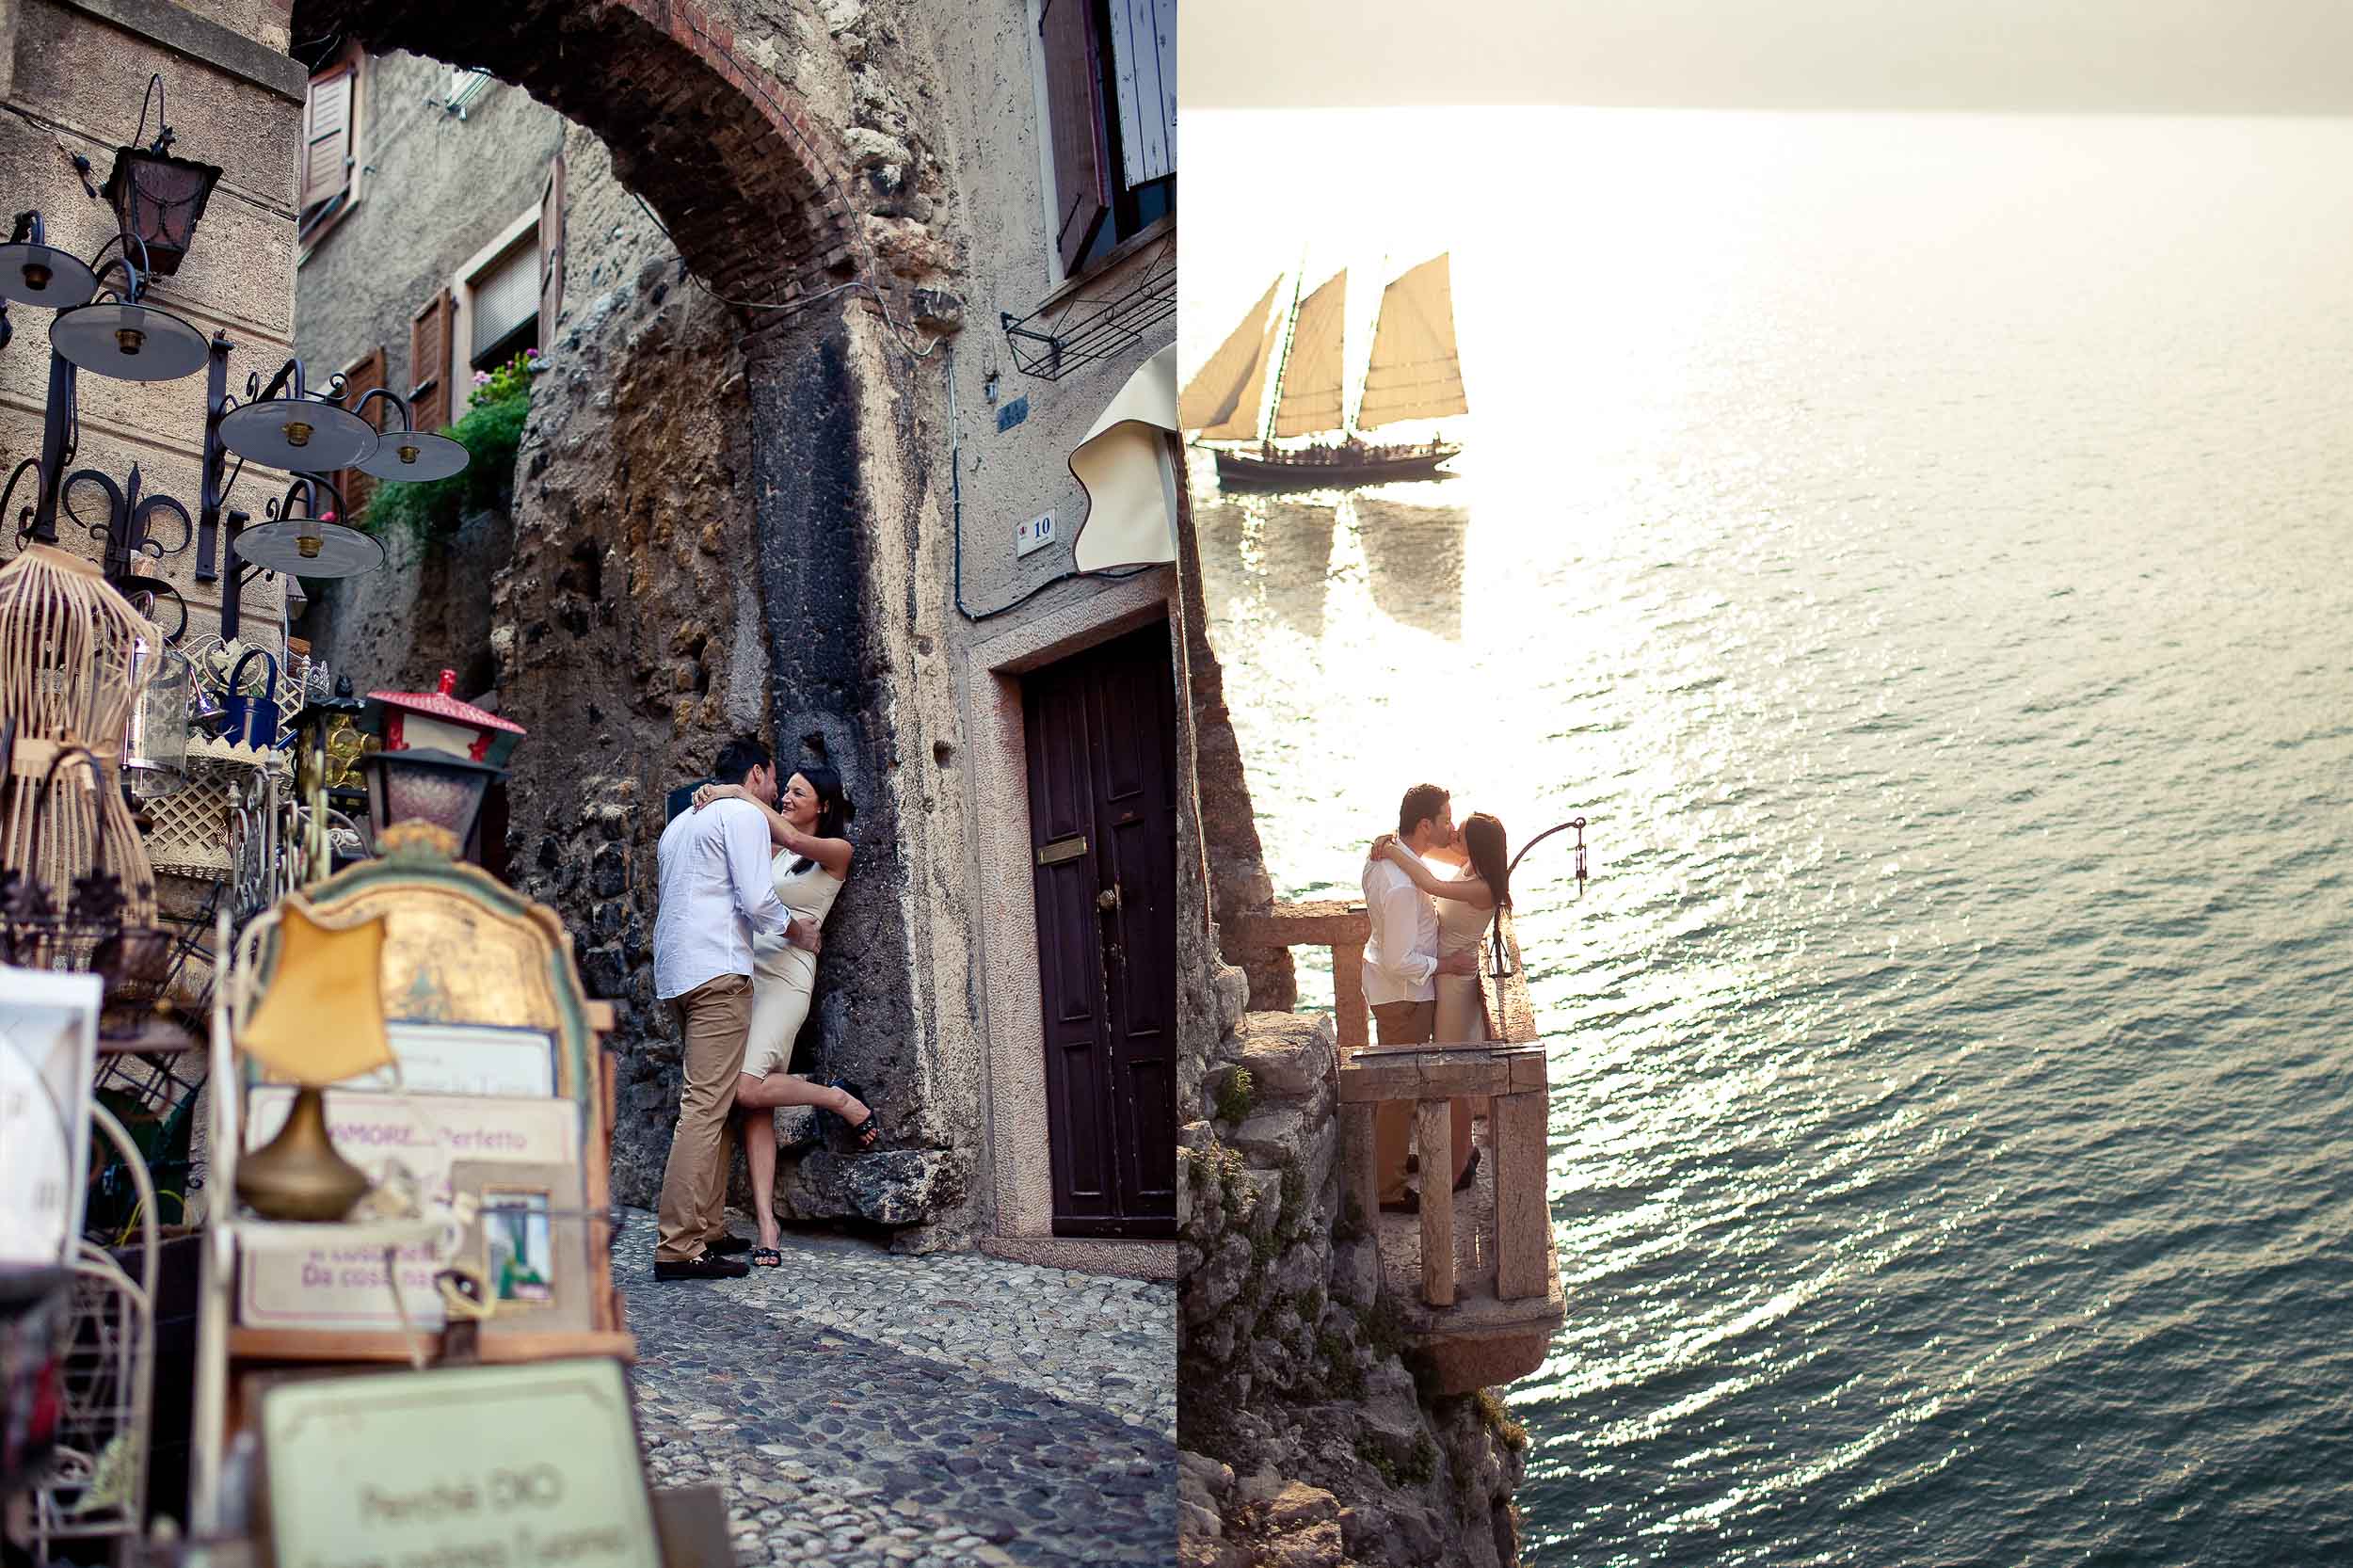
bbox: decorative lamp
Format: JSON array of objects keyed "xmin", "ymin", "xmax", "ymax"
[
  {"xmin": 50, "ymin": 296, "xmax": 209, "ymax": 381},
  {"xmin": 233, "ymin": 516, "xmax": 385, "ymax": 579},
  {"xmin": 103, "ymin": 145, "xmax": 221, "ymax": 280},
  {"xmin": 0, "ymin": 213, "xmax": 98, "ymax": 309},
  {"xmin": 122, "ymin": 635, "xmax": 191, "ymax": 800},
  {"xmin": 354, "ymin": 426, "xmax": 469, "ymax": 482},
  {"xmin": 359, "ymin": 747, "xmax": 502, "ymax": 859},
  {"xmin": 218, "ymin": 397, "xmax": 380, "ymax": 472},
  {"xmin": 368, "ymin": 669, "xmax": 526, "ymax": 768},
  {"xmin": 233, "ymin": 901, "xmax": 393, "ymax": 1223}
]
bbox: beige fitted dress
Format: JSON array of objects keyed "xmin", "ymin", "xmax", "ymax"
[{"xmin": 741, "ymin": 853, "xmax": 843, "ymax": 1079}]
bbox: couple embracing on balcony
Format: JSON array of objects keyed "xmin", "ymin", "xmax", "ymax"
[
  {"xmin": 1360, "ymin": 781, "xmax": 1515, "ymax": 1216},
  {"xmin": 646, "ymin": 736, "xmax": 879, "ymax": 1281}
]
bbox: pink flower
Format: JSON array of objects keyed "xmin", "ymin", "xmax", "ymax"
[
  {"xmin": 473, "ymin": 370, "xmax": 490, "ymax": 384},
  {"xmin": 525, "ymin": 348, "xmax": 539, "ymax": 359}
]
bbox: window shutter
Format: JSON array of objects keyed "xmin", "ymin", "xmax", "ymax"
[
  {"xmin": 335, "ymin": 346, "xmax": 386, "ymax": 520},
  {"xmin": 538, "ymin": 152, "xmax": 567, "ymax": 348},
  {"xmin": 1039, "ymin": 0, "xmax": 1109, "ymax": 275},
  {"xmin": 302, "ymin": 65, "xmax": 354, "ymax": 210},
  {"xmin": 1108, "ymin": 0, "xmax": 1175, "ymax": 188},
  {"xmin": 409, "ymin": 288, "xmax": 454, "ymax": 432}
]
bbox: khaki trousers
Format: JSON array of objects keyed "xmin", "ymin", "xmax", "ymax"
[
  {"xmin": 655, "ymin": 972, "xmax": 752, "ymax": 1263},
  {"xmin": 1371, "ymin": 1000, "xmax": 1433, "ymax": 1202}
]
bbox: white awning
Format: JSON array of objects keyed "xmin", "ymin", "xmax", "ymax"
[{"xmin": 1071, "ymin": 344, "xmax": 1178, "ymax": 572}]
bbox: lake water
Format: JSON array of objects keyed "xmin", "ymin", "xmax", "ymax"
[{"xmin": 1187, "ymin": 110, "xmax": 2353, "ymax": 1565}]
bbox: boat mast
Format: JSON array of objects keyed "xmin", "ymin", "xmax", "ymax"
[
  {"xmin": 1258, "ymin": 258, "xmax": 1308, "ymax": 452},
  {"xmin": 1345, "ymin": 251, "xmax": 1390, "ymax": 444}
]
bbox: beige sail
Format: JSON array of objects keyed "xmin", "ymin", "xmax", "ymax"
[
  {"xmin": 1271, "ymin": 270, "xmax": 1347, "ymax": 438},
  {"xmin": 1355, "ymin": 254, "xmax": 1468, "ymax": 430},
  {"xmin": 1180, "ymin": 277, "xmax": 1281, "ymax": 437}
]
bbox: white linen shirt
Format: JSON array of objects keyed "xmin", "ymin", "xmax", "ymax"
[
  {"xmin": 1360, "ymin": 851, "xmax": 1439, "ymax": 1007},
  {"xmin": 652, "ymin": 797, "xmax": 795, "ymax": 1000}
]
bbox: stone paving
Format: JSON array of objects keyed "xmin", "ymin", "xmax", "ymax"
[{"xmin": 613, "ymin": 1208, "xmax": 1176, "ymax": 1566}]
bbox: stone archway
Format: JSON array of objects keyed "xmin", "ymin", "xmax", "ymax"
[{"xmin": 290, "ymin": 0, "xmax": 974, "ymax": 1235}]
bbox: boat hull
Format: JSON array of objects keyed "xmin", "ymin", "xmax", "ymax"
[{"xmin": 1210, "ymin": 441, "xmax": 1461, "ymax": 492}]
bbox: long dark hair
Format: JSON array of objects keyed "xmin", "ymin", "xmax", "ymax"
[
  {"xmin": 1462, "ymin": 812, "xmax": 1510, "ymax": 909},
  {"xmin": 786, "ymin": 763, "xmax": 856, "ymax": 875}
]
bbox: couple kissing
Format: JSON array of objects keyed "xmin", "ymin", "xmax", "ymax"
[{"xmin": 1360, "ymin": 781, "xmax": 1513, "ymax": 1215}]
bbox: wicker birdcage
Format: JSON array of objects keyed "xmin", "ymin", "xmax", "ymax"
[{"xmin": 0, "ymin": 544, "xmax": 161, "ymax": 933}]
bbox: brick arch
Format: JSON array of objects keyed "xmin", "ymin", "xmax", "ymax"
[{"xmin": 292, "ymin": 0, "xmax": 860, "ymax": 309}]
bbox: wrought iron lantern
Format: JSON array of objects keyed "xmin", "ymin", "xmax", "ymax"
[
  {"xmin": 359, "ymin": 747, "xmax": 503, "ymax": 860},
  {"xmin": 99, "ymin": 75, "xmax": 220, "ymax": 280}
]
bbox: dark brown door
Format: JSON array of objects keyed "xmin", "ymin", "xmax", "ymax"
[{"xmin": 1023, "ymin": 619, "xmax": 1177, "ymax": 1238}]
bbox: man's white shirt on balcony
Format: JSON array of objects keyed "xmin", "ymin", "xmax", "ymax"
[{"xmin": 1361, "ymin": 851, "xmax": 1439, "ymax": 1008}]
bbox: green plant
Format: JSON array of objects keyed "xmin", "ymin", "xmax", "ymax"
[
  {"xmin": 1402, "ymin": 1431, "xmax": 1438, "ymax": 1487},
  {"xmin": 1214, "ymin": 1065, "xmax": 1256, "ymax": 1125},
  {"xmin": 360, "ymin": 351, "xmax": 536, "ymax": 546},
  {"xmin": 1473, "ymin": 1388, "xmax": 1529, "ymax": 1451}
]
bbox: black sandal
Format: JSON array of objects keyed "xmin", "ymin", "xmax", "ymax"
[
  {"xmin": 749, "ymin": 1246, "xmax": 783, "ymax": 1269},
  {"xmin": 822, "ymin": 1077, "xmax": 881, "ymax": 1152}
]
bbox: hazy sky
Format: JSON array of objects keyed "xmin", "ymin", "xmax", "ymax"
[{"xmin": 1180, "ymin": 0, "xmax": 2353, "ymax": 113}]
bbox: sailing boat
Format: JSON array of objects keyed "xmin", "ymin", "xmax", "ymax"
[{"xmin": 1182, "ymin": 253, "xmax": 1467, "ymax": 492}]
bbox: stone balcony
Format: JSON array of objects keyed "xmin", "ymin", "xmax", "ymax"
[{"xmin": 1228, "ymin": 902, "xmax": 1565, "ymax": 1396}]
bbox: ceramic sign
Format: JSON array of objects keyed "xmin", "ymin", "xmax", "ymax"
[{"xmin": 262, "ymin": 1359, "xmax": 659, "ymax": 1568}]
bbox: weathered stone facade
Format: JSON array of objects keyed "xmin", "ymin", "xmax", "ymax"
[{"xmin": 291, "ymin": 0, "xmax": 1181, "ymax": 1262}]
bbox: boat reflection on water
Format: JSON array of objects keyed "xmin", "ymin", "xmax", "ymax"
[{"xmin": 1195, "ymin": 467, "xmax": 1469, "ymax": 648}]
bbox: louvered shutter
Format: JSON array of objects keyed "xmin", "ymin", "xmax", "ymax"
[
  {"xmin": 538, "ymin": 152, "xmax": 566, "ymax": 347},
  {"xmin": 302, "ymin": 65, "xmax": 354, "ymax": 210},
  {"xmin": 409, "ymin": 288, "xmax": 454, "ymax": 432},
  {"xmin": 335, "ymin": 346, "xmax": 386, "ymax": 520},
  {"xmin": 1039, "ymin": 0, "xmax": 1108, "ymax": 275}
]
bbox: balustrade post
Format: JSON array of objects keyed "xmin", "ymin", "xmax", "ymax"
[
  {"xmin": 1495, "ymin": 1085, "xmax": 1548, "ymax": 1301},
  {"xmin": 1417, "ymin": 1096, "xmax": 1455, "ymax": 1306},
  {"xmin": 1332, "ymin": 938, "xmax": 1368, "ymax": 1049}
]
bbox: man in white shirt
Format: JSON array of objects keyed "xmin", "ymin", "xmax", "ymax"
[
  {"xmin": 650, "ymin": 736, "xmax": 820, "ymax": 1280},
  {"xmin": 1362, "ymin": 782, "xmax": 1480, "ymax": 1212}
]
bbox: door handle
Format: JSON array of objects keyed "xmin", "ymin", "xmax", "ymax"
[{"xmin": 1096, "ymin": 886, "xmax": 1121, "ymax": 912}]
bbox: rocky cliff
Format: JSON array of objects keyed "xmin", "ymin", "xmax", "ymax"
[{"xmin": 1176, "ymin": 990, "xmax": 1529, "ymax": 1567}]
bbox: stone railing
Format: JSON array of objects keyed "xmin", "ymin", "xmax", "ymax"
[{"xmin": 1226, "ymin": 901, "xmax": 1564, "ymax": 1393}]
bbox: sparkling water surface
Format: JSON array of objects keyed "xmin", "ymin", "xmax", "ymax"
[{"xmin": 1190, "ymin": 111, "xmax": 2353, "ymax": 1566}]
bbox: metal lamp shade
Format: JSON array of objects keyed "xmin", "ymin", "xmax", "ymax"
[
  {"xmin": 233, "ymin": 518, "xmax": 386, "ymax": 580},
  {"xmin": 354, "ymin": 429, "xmax": 470, "ymax": 482},
  {"xmin": 104, "ymin": 146, "xmax": 222, "ymax": 278},
  {"xmin": 124, "ymin": 637, "xmax": 191, "ymax": 799},
  {"xmin": 49, "ymin": 299, "xmax": 209, "ymax": 381},
  {"xmin": 360, "ymin": 747, "xmax": 501, "ymax": 856},
  {"xmin": 219, "ymin": 398, "xmax": 380, "ymax": 471},
  {"xmin": 0, "ymin": 243, "xmax": 97, "ymax": 308}
]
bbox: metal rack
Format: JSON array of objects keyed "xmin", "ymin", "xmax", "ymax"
[{"xmin": 998, "ymin": 229, "xmax": 1175, "ymax": 381}]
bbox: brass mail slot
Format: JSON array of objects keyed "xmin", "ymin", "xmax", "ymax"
[{"xmin": 1035, "ymin": 835, "xmax": 1087, "ymax": 866}]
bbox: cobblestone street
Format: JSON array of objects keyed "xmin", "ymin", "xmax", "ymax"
[{"xmin": 614, "ymin": 1209, "xmax": 1176, "ymax": 1565}]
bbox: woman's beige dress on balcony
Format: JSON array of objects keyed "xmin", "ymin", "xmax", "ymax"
[{"xmin": 1433, "ymin": 868, "xmax": 1492, "ymax": 1046}]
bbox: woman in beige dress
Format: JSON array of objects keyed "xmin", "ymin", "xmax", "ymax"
[
  {"xmin": 690, "ymin": 764, "xmax": 875, "ymax": 1268},
  {"xmin": 1372, "ymin": 811, "xmax": 1512, "ymax": 1191}
]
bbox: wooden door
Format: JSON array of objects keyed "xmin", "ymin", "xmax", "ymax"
[{"xmin": 1022, "ymin": 619, "xmax": 1177, "ymax": 1238}]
